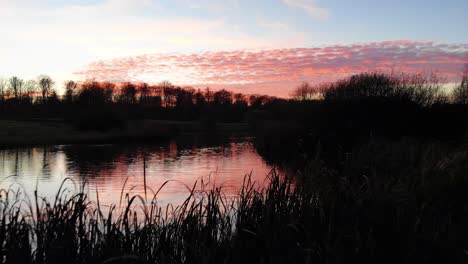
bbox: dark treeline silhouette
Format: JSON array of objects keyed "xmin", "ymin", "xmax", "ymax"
[
  {"xmin": 0, "ymin": 76, "xmax": 277, "ymax": 131},
  {"xmin": 1, "ymin": 66, "xmax": 468, "ymax": 142},
  {"xmin": 251, "ymin": 66, "xmax": 468, "ymax": 167}
]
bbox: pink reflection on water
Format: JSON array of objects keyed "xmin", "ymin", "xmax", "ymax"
[
  {"xmin": 0, "ymin": 138, "xmax": 273, "ymax": 207},
  {"xmin": 85, "ymin": 141, "xmax": 272, "ymax": 206}
]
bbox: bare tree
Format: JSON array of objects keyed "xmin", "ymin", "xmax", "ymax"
[
  {"xmin": 452, "ymin": 64, "xmax": 468, "ymax": 104},
  {"xmin": 138, "ymin": 82, "xmax": 150, "ymax": 104},
  {"xmin": 194, "ymin": 89, "xmax": 205, "ymax": 106},
  {"xmin": 120, "ymin": 82, "xmax": 137, "ymax": 105},
  {"xmin": 204, "ymin": 88, "xmax": 213, "ymax": 103},
  {"xmin": 160, "ymin": 81, "xmax": 175, "ymax": 107},
  {"xmin": 292, "ymin": 82, "xmax": 310, "ymax": 100},
  {"xmin": 292, "ymin": 82, "xmax": 321, "ymax": 100},
  {"xmin": 9, "ymin": 76, "xmax": 23, "ymax": 100},
  {"xmin": 174, "ymin": 87, "xmax": 195, "ymax": 108},
  {"xmin": 247, "ymin": 94, "xmax": 264, "ymax": 106},
  {"xmin": 64, "ymin": 80, "xmax": 77, "ymax": 104},
  {"xmin": 24, "ymin": 80, "xmax": 37, "ymax": 104},
  {"xmin": 234, "ymin": 93, "xmax": 247, "ymax": 104},
  {"xmin": 213, "ymin": 89, "xmax": 232, "ymax": 105},
  {"xmin": 0, "ymin": 78, "xmax": 6, "ymax": 103},
  {"xmin": 38, "ymin": 75, "xmax": 54, "ymax": 103},
  {"xmin": 102, "ymin": 82, "xmax": 115, "ymax": 103},
  {"xmin": 463, "ymin": 63, "xmax": 468, "ymax": 87}
]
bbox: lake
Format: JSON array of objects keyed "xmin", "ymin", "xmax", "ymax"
[{"xmin": 0, "ymin": 135, "xmax": 273, "ymax": 207}]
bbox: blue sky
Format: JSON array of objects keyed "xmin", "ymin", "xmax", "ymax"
[
  {"xmin": 0, "ymin": 0, "xmax": 467, "ymax": 95},
  {"xmin": 164, "ymin": 0, "xmax": 467, "ymax": 44},
  {"xmin": 43, "ymin": 0, "xmax": 468, "ymax": 44}
]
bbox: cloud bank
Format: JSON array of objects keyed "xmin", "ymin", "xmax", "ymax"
[{"xmin": 76, "ymin": 40, "xmax": 468, "ymax": 97}]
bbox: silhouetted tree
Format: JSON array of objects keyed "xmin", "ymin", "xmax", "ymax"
[
  {"xmin": 119, "ymin": 82, "xmax": 136, "ymax": 105},
  {"xmin": 150, "ymin": 84, "xmax": 162, "ymax": 97},
  {"xmin": 249, "ymin": 94, "xmax": 272, "ymax": 107},
  {"xmin": 48, "ymin": 90, "xmax": 59, "ymax": 105},
  {"xmin": 0, "ymin": 78, "xmax": 6, "ymax": 105},
  {"xmin": 213, "ymin": 89, "xmax": 232, "ymax": 105},
  {"xmin": 194, "ymin": 89, "xmax": 206, "ymax": 106},
  {"xmin": 453, "ymin": 64, "xmax": 468, "ymax": 104},
  {"xmin": 322, "ymin": 72, "xmax": 446, "ymax": 106},
  {"xmin": 403, "ymin": 72, "xmax": 447, "ymax": 106},
  {"xmin": 9, "ymin": 76, "xmax": 23, "ymax": 100},
  {"xmin": 234, "ymin": 93, "xmax": 247, "ymax": 104},
  {"xmin": 249, "ymin": 95, "xmax": 261, "ymax": 107},
  {"xmin": 175, "ymin": 87, "xmax": 195, "ymax": 108},
  {"xmin": 292, "ymin": 82, "xmax": 320, "ymax": 100},
  {"xmin": 78, "ymin": 81, "xmax": 111, "ymax": 105},
  {"xmin": 324, "ymin": 73, "xmax": 397, "ymax": 101},
  {"xmin": 102, "ymin": 82, "xmax": 115, "ymax": 103},
  {"xmin": 138, "ymin": 83, "xmax": 150, "ymax": 104},
  {"xmin": 204, "ymin": 88, "xmax": 213, "ymax": 103},
  {"xmin": 292, "ymin": 82, "xmax": 327, "ymax": 100},
  {"xmin": 64, "ymin": 80, "xmax": 77, "ymax": 104},
  {"xmin": 464, "ymin": 64, "xmax": 468, "ymax": 87},
  {"xmin": 144, "ymin": 84, "xmax": 162, "ymax": 106},
  {"xmin": 38, "ymin": 75, "xmax": 54, "ymax": 103},
  {"xmin": 160, "ymin": 81, "xmax": 176, "ymax": 107},
  {"xmin": 23, "ymin": 80, "xmax": 37, "ymax": 104}
]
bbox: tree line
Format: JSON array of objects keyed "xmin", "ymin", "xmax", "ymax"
[
  {"xmin": 0, "ymin": 76, "xmax": 280, "ymax": 130},
  {"xmin": 1, "ymin": 66, "xmax": 467, "ymax": 135},
  {"xmin": 251, "ymin": 65, "xmax": 468, "ymax": 166},
  {"xmin": 2, "ymin": 66, "xmax": 465, "ymax": 113},
  {"xmin": 291, "ymin": 64, "xmax": 468, "ymax": 105},
  {"xmin": 0, "ymin": 77, "xmax": 276, "ymax": 108}
]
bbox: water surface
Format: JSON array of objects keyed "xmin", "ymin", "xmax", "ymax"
[{"xmin": 0, "ymin": 136, "xmax": 273, "ymax": 206}]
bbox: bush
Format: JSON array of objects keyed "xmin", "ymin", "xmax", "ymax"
[{"xmin": 72, "ymin": 107, "xmax": 126, "ymax": 132}]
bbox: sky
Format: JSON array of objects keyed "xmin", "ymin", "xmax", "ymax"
[{"xmin": 1, "ymin": 0, "xmax": 467, "ymax": 97}]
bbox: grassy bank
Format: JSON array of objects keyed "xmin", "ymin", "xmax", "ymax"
[
  {"xmin": 0, "ymin": 119, "xmax": 174, "ymax": 147},
  {"xmin": 1, "ymin": 139, "xmax": 468, "ymax": 264},
  {"xmin": 0, "ymin": 119, "xmax": 249, "ymax": 148}
]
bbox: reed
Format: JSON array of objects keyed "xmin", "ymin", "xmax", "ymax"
[{"xmin": 1, "ymin": 144, "xmax": 468, "ymax": 264}]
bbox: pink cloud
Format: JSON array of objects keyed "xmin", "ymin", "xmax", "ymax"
[{"xmin": 75, "ymin": 40, "xmax": 468, "ymax": 97}]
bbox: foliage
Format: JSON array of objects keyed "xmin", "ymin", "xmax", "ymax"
[
  {"xmin": 1, "ymin": 140, "xmax": 468, "ymax": 263},
  {"xmin": 452, "ymin": 64, "xmax": 468, "ymax": 104},
  {"xmin": 72, "ymin": 107, "xmax": 126, "ymax": 132}
]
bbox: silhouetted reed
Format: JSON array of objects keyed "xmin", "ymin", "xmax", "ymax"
[{"xmin": 1, "ymin": 139, "xmax": 468, "ymax": 264}]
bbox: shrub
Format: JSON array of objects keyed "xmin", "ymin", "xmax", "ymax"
[{"xmin": 72, "ymin": 107, "xmax": 126, "ymax": 132}]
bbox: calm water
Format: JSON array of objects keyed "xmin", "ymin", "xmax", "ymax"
[{"xmin": 0, "ymin": 136, "xmax": 273, "ymax": 206}]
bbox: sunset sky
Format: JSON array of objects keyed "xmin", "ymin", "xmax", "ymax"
[{"xmin": 1, "ymin": 0, "xmax": 467, "ymax": 97}]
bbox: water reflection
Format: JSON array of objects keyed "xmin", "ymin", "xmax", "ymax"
[{"xmin": 0, "ymin": 136, "xmax": 272, "ymax": 206}]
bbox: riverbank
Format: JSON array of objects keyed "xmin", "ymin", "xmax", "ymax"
[
  {"xmin": 2, "ymin": 151, "xmax": 468, "ymax": 264},
  {"xmin": 0, "ymin": 119, "xmax": 250, "ymax": 148}
]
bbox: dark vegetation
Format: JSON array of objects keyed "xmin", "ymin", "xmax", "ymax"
[
  {"xmin": 2, "ymin": 65, "xmax": 468, "ymax": 263},
  {"xmin": 0, "ymin": 77, "xmax": 271, "ymax": 132},
  {"xmin": 252, "ymin": 67, "xmax": 468, "ymax": 168},
  {"xmin": 1, "ymin": 156, "xmax": 468, "ymax": 264}
]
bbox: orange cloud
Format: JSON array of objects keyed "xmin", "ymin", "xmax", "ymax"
[{"xmin": 76, "ymin": 40, "xmax": 468, "ymax": 97}]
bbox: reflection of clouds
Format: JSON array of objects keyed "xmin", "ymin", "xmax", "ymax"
[{"xmin": 0, "ymin": 138, "xmax": 272, "ymax": 207}]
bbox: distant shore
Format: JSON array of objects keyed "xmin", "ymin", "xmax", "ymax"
[{"xmin": 0, "ymin": 119, "xmax": 250, "ymax": 148}]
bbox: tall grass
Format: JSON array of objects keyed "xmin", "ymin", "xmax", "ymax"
[{"xmin": 1, "ymin": 142, "xmax": 468, "ymax": 264}]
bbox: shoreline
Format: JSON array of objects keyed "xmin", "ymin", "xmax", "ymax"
[{"xmin": 0, "ymin": 119, "xmax": 250, "ymax": 148}]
